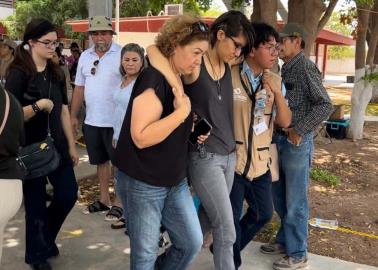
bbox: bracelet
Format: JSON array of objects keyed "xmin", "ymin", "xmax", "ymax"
[{"xmin": 31, "ymin": 102, "xmax": 41, "ymax": 114}]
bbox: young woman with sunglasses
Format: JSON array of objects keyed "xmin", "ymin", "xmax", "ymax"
[
  {"xmin": 147, "ymin": 10, "xmax": 254, "ymax": 270},
  {"xmin": 5, "ymin": 19, "xmax": 78, "ymax": 270},
  {"xmin": 113, "ymin": 15, "xmax": 209, "ymax": 270}
]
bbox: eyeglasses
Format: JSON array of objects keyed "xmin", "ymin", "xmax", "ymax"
[
  {"xmin": 227, "ymin": 36, "xmax": 243, "ymax": 51},
  {"xmin": 91, "ymin": 60, "xmax": 99, "ymax": 75},
  {"xmin": 259, "ymin": 43, "xmax": 281, "ymax": 54},
  {"xmin": 189, "ymin": 21, "xmax": 209, "ymax": 34},
  {"xmin": 36, "ymin": 40, "xmax": 59, "ymax": 49}
]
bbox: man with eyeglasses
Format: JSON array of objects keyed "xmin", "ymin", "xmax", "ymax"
[
  {"xmin": 230, "ymin": 22, "xmax": 292, "ymax": 269},
  {"xmin": 70, "ymin": 16, "xmax": 123, "ymax": 219},
  {"xmin": 260, "ymin": 23, "xmax": 332, "ymax": 270}
]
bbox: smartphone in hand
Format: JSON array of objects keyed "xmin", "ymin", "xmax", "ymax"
[{"xmin": 188, "ymin": 118, "xmax": 212, "ymax": 145}]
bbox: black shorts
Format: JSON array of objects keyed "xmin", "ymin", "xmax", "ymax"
[{"xmin": 82, "ymin": 124, "xmax": 114, "ymax": 165}]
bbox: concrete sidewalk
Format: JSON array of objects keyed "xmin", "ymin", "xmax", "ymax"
[
  {"xmin": 2, "ymin": 146, "xmax": 377, "ymax": 270},
  {"xmin": 2, "ymin": 205, "xmax": 378, "ymax": 270}
]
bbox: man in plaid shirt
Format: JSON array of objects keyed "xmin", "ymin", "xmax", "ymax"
[{"xmin": 260, "ymin": 23, "xmax": 333, "ymax": 270}]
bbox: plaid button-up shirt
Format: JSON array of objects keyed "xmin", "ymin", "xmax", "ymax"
[{"xmin": 281, "ymin": 52, "xmax": 333, "ymax": 136}]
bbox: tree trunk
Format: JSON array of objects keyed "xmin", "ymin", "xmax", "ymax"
[
  {"xmin": 222, "ymin": 0, "xmax": 232, "ymax": 11},
  {"xmin": 355, "ymin": 5, "xmax": 370, "ymax": 69},
  {"xmin": 371, "ymin": 86, "xmax": 378, "ymax": 102},
  {"xmin": 348, "ymin": 5, "xmax": 372, "ymax": 140},
  {"xmin": 287, "ymin": 0, "xmax": 338, "ymax": 57},
  {"xmin": 347, "ymin": 68, "xmax": 373, "ymax": 140},
  {"xmin": 366, "ymin": 0, "xmax": 378, "ymax": 65},
  {"xmin": 288, "ymin": 0, "xmax": 305, "ymax": 24},
  {"xmin": 259, "ymin": 0, "xmax": 277, "ymax": 27},
  {"xmin": 250, "ymin": 0, "xmax": 277, "ymax": 28},
  {"xmin": 251, "ymin": 0, "xmax": 261, "ymax": 22}
]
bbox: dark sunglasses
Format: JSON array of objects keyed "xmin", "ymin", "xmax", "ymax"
[
  {"xmin": 91, "ymin": 60, "xmax": 99, "ymax": 75},
  {"xmin": 189, "ymin": 21, "xmax": 209, "ymax": 34}
]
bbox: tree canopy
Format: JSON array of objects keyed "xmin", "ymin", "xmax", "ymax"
[
  {"xmin": 2, "ymin": 0, "xmax": 88, "ymax": 39},
  {"xmin": 2, "ymin": 0, "xmax": 215, "ymax": 40}
]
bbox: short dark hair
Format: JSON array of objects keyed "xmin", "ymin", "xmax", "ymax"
[
  {"xmin": 251, "ymin": 22, "xmax": 279, "ymax": 49},
  {"xmin": 210, "ymin": 10, "xmax": 254, "ymax": 54}
]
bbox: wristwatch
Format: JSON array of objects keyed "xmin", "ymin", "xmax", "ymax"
[{"xmin": 32, "ymin": 102, "xmax": 41, "ymax": 113}]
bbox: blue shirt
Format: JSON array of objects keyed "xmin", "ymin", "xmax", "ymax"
[{"xmin": 241, "ymin": 61, "xmax": 287, "ymax": 96}]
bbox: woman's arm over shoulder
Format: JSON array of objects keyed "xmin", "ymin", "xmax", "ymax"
[{"xmin": 146, "ymin": 45, "xmax": 185, "ymax": 95}]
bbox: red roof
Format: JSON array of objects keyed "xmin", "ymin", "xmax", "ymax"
[{"xmin": 66, "ymin": 16, "xmax": 355, "ymax": 46}]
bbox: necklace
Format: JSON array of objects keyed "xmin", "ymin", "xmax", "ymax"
[
  {"xmin": 206, "ymin": 52, "xmax": 222, "ymax": 100},
  {"xmin": 42, "ymin": 68, "xmax": 47, "ymax": 81}
]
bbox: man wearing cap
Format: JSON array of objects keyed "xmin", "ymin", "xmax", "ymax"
[
  {"xmin": 260, "ymin": 23, "xmax": 332, "ymax": 270},
  {"xmin": 70, "ymin": 16, "xmax": 123, "ymax": 219},
  {"xmin": 0, "ymin": 39, "xmax": 17, "ymax": 86}
]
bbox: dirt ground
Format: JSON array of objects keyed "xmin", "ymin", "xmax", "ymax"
[{"xmin": 307, "ymin": 121, "xmax": 378, "ymax": 267}]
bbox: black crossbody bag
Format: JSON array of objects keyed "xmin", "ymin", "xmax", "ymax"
[{"xmin": 17, "ymin": 79, "xmax": 61, "ymax": 180}]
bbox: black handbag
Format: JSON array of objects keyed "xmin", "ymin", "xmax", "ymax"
[{"xmin": 16, "ymin": 78, "xmax": 61, "ymax": 180}]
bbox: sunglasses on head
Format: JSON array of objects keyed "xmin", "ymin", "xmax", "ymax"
[
  {"xmin": 91, "ymin": 60, "xmax": 99, "ymax": 75},
  {"xmin": 189, "ymin": 21, "xmax": 209, "ymax": 34}
]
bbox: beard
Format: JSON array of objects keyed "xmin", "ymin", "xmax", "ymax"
[{"xmin": 95, "ymin": 41, "xmax": 110, "ymax": 52}]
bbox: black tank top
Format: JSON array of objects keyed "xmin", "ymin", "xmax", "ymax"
[
  {"xmin": 185, "ymin": 59, "xmax": 235, "ymax": 155},
  {"xmin": 114, "ymin": 67, "xmax": 193, "ymax": 187}
]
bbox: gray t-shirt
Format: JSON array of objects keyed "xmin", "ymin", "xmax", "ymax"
[{"xmin": 185, "ymin": 60, "xmax": 235, "ymax": 155}]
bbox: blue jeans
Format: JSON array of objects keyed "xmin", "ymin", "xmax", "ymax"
[
  {"xmin": 230, "ymin": 171, "xmax": 273, "ymax": 269},
  {"xmin": 116, "ymin": 171, "xmax": 202, "ymax": 270},
  {"xmin": 188, "ymin": 151, "xmax": 236, "ymax": 270},
  {"xmin": 272, "ymin": 132, "xmax": 313, "ymax": 259}
]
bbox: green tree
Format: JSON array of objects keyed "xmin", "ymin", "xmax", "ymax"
[
  {"xmin": 2, "ymin": 0, "xmax": 88, "ymax": 40},
  {"xmin": 119, "ymin": 0, "xmax": 213, "ymax": 17},
  {"xmin": 326, "ymin": 13, "xmax": 355, "ymax": 59}
]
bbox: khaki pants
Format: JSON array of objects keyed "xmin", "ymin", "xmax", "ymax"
[{"xmin": 0, "ymin": 179, "xmax": 22, "ymax": 264}]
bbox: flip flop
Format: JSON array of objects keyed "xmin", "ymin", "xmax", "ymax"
[{"xmin": 82, "ymin": 200, "xmax": 110, "ymax": 215}]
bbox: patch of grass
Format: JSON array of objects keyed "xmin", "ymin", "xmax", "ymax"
[
  {"xmin": 345, "ymin": 103, "xmax": 378, "ymax": 116},
  {"xmin": 343, "ymin": 103, "xmax": 378, "ymax": 116},
  {"xmin": 310, "ymin": 168, "xmax": 339, "ymax": 187}
]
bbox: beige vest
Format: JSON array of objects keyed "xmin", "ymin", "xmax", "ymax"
[{"xmin": 231, "ymin": 64, "xmax": 275, "ymax": 181}]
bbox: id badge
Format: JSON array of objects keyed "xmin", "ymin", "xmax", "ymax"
[{"xmin": 253, "ymin": 121, "xmax": 268, "ymax": 135}]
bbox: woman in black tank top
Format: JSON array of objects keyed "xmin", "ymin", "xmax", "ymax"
[{"xmin": 147, "ymin": 11, "xmax": 254, "ymax": 270}]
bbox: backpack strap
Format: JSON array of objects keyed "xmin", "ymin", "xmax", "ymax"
[{"xmin": 0, "ymin": 89, "xmax": 10, "ymax": 136}]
